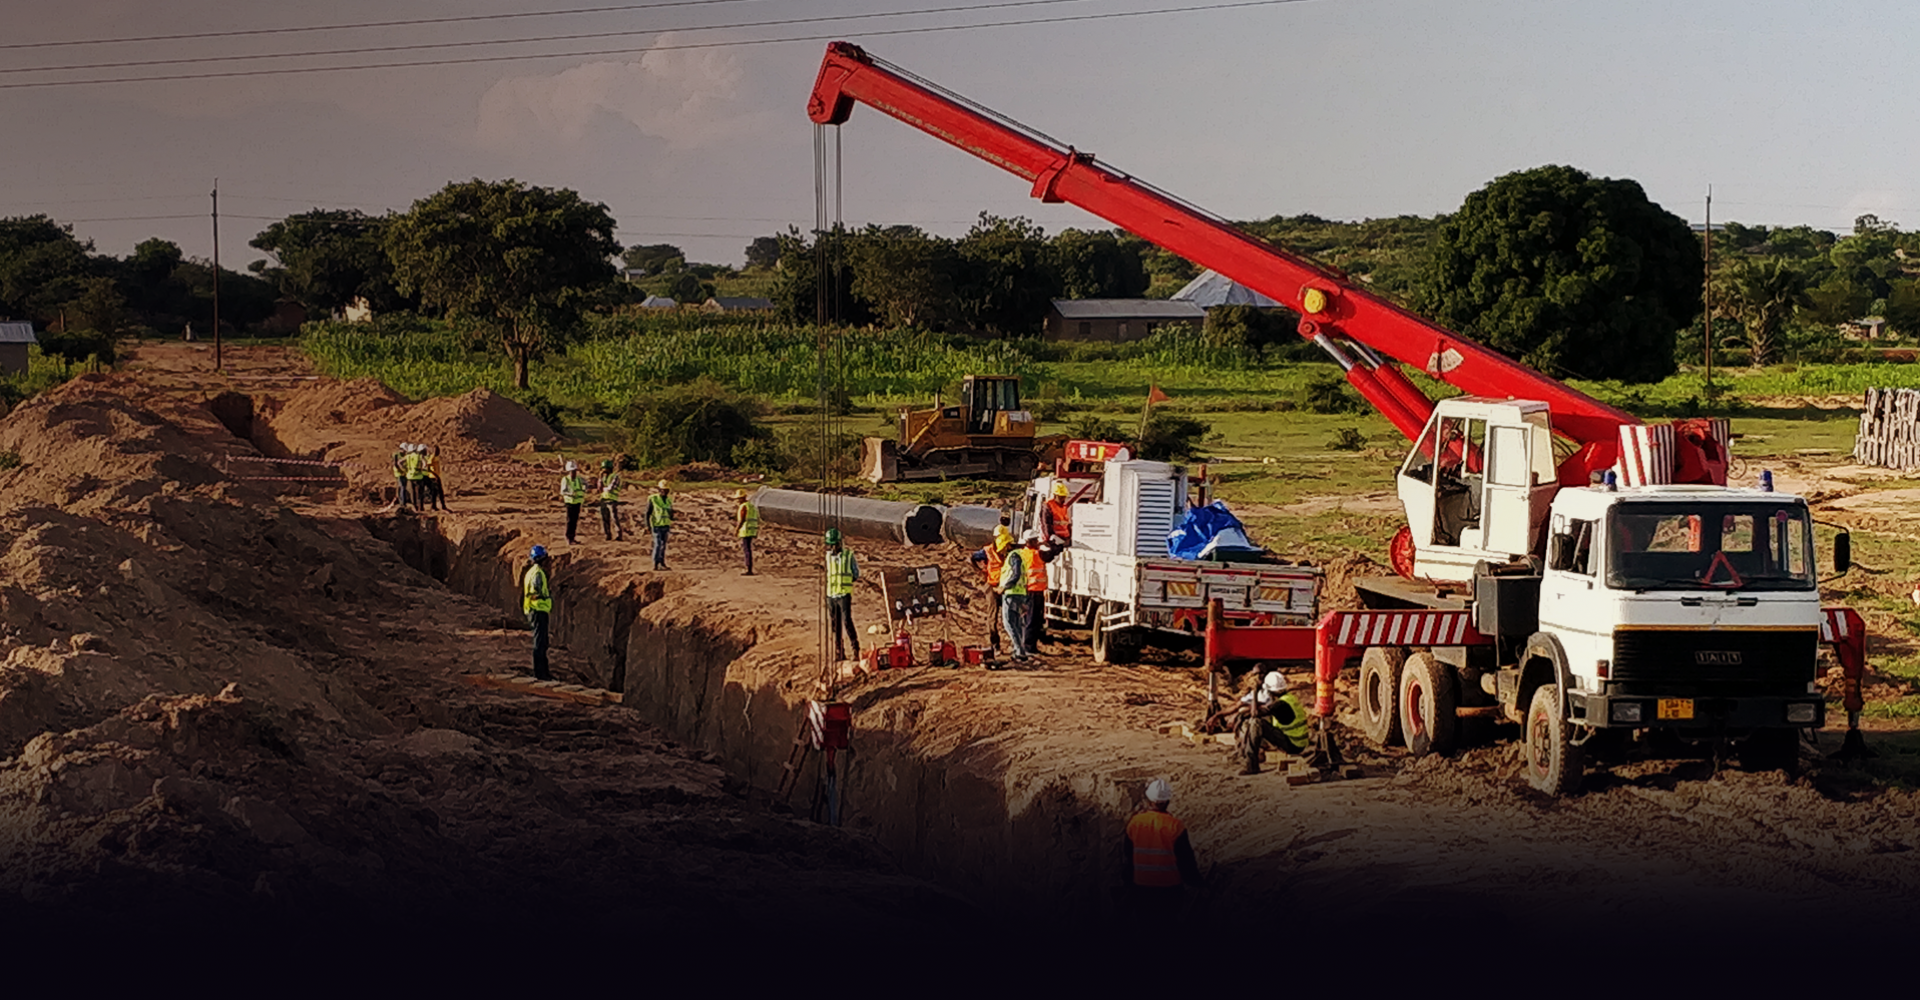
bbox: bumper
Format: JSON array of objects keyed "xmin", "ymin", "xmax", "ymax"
[{"xmin": 1569, "ymin": 691, "xmax": 1825, "ymax": 730}]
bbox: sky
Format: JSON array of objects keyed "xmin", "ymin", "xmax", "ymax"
[{"xmin": 2, "ymin": 0, "xmax": 1915, "ymax": 269}]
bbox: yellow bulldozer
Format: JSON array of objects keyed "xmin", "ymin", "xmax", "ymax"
[{"xmin": 861, "ymin": 375, "xmax": 1065, "ymax": 483}]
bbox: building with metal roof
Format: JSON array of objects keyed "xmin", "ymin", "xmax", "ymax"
[
  {"xmin": 0, "ymin": 322, "xmax": 35, "ymax": 375},
  {"xmin": 1170, "ymin": 269, "xmax": 1282, "ymax": 308},
  {"xmin": 701, "ymin": 296, "xmax": 774, "ymax": 313},
  {"xmin": 1044, "ymin": 299, "xmax": 1204, "ymax": 342}
]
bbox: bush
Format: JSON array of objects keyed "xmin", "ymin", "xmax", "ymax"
[
  {"xmin": 0, "ymin": 450, "xmax": 19, "ymax": 470},
  {"xmin": 1301, "ymin": 373, "xmax": 1364, "ymax": 413},
  {"xmin": 1326, "ymin": 427, "xmax": 1367, "ymax": 451},
  {"xmin": 510, "ymin": 389, "xmax": 567, "ymax": 435},
  {"xmin": 1069, "ymin": 414, "xmax": 1127, "ymax": 442},
  {"xmin": 1137, "ymin": 411, "xmax": 1210, "ymax": 461},
  {"xmin": 621, "ymin": 378, "xmax": 771, "ymax": 467}
]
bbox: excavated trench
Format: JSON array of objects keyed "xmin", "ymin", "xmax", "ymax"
[{"xmin": 368, "ymin": 514, "xmax": 1134, "ymax": 917}]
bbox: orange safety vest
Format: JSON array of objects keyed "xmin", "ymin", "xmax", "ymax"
[
  {"xmin": 1045, "ymin": 499, "xmax": 1073, "ymax": 539},
  {"xmin": 1025, "ymin": 546, "xmax": 1048, "ymax": 592},
  {"xmin": 1126, "ymin": 810, "xmax": 1186, "ymax": 888},
  {"xmin": 982, "ymin": 542, "xmax": 1008, "ymax": 585}
]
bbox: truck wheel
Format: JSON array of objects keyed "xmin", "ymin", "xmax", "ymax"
[
  {"xmin": 1357, "ymin": 647, "xmax": 1406, "ymax": 747},
  {"xmin": 1091, "ymin": 601, "xmax": 1142, "ymax": 664},
  {"xmin": 1738, "ymin": 728, "xmax": 1801, "ymax": 775},
  {"xmin": 1523, "ymin": 684, "xmax": 1583, "ymax": 796},
  {"xmin": 1398, "ymin": 652, "xmax": 1456, "ymax": 756}
]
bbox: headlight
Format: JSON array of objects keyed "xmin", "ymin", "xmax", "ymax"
[
  {"xmin": 1610, "ymin": 702, "xmax": 1643, "ymax": 723},
  {"xmin": 1786, "ymin": 703, "xmax": 1819, "ymax": 724}
]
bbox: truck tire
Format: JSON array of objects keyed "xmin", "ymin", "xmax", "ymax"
[
  {"xmin": 1398, "ymin": 651, "xmax": 1456, "ymax": 756},
  {"xmin": 1738, "ymin": 728, "xmax": 1801, "ymax": 775},
  {"xmin": 1357, "ymin": 647, "xmax": 1406, "ymax": 747},
  {"xmin": 1523, "ymin": 683, "xmax": 1583, "ymax": 796},
  {"xmin": 1091, "ymin": 601, "xmax": 1143, "ymax": 665}
]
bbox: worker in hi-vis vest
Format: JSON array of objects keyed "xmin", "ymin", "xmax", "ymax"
[
  {"xmin": 597, "ymin": 458, "xmax": 625, "ymax": 541},
  {"xmin": 825, "ymin": 529, "xmax": 860, "ymax": 661},
  {"xmin": 559, "ymin": 461, "xmax": 587, "ymax": 545},
  {"xmin": 648, "ymin": 480, "xmax": 673, "ymax": 570},
  {"xmin": 1122, "ymin": 778, "xmax": 1202, "ymax": 917},
  {"xmin": 735, "ymin": 488, "xmax": 759, "ymax": 575},
  {"xmin": 522, "ymin": 545, "xmax": 554, "ymax": 681}
]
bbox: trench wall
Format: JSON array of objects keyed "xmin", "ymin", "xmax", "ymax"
[{"xmin": 370, "ymin": 514, "xmax": 1132, "ymax": 915}]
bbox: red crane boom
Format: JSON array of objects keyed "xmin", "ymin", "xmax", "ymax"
[{"xmin": 809, "ymin": 42, "xmax": 1720, "ymax": 485}]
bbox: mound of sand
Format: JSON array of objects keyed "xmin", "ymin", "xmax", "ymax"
[{"xmin": 259, "ymin": 380, "xmax": 559, "ymax": 488}]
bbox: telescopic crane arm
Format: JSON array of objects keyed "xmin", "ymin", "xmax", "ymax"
[{"xmin": 810, "ymin": 42, "xmax": 1681, "ymax": 485}]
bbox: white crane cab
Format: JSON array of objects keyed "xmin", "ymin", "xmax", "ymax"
[{"xmin": 1396, "ymin": 396, "xmax": 1560, "ymax": 580}]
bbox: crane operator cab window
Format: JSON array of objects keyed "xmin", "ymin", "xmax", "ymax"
[
  {"xmin": 967, "ymin": 377, "xmax": 1021, "ymax": 435},
  {"xmin": 1403, "ymin": 415, "xmax": 1485, "ymax": 546}
]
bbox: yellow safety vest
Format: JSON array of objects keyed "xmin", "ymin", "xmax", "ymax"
[
  {"xmin": 999, "ymin": 549, "xmax": 1028, "ymax": 596},
  {"xmin": 648, "ymin": 493, "xmax": 673, "ymax": 528},
  {"xmin": 600, "ymin": 471, "xmax": 622, "ymax": 501},
  {"xmin": 826, "ymin": 549, "xmax": 857, "ymax": 597},
  {"xmin": 403, "ymin": 451, "xmax": 426, "ymax": 480},
  {"xmin": 1267, "ymin": 692, "xmax": 1310, "ymax": 751},
  {"xmin": 560, "ymin": 474, "xmax": 587, "ymax": 504},
  {"xmin": 522, "ymin": 564, "xmax": 551, "ymax": 614},
  {"xmin": 738, "ymin": 502, "xmax": 760, "ymax": 538}
]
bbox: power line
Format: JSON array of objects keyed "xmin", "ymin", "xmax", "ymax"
[
  {"xmin": 0, "ymin": 0, "xmax": 1318, "ymax": 91},
  {"xmin": 0, "ymin": 0, "xmax": 774, "ymax": 51},
  {"xmin": 2, "ymin": 0, "xmax": 1103, "ymax": 77}
]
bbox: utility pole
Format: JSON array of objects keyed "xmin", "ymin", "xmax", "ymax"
[
  {"xmin": 211, "ymin": 179, "xmax": 222, "ymax": 372},
  {"xmin": 1703, "ymin": 186, "xmax": 1712, "ymax": 395}
]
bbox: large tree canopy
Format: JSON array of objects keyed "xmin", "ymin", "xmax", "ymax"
[
  {"xmin": 385, "ymin": 179, "xmax": 620, "ymax": 388},
  {"xmin": 1420, "ymin": 165, "xmax": 1701, "ymax": 383},
  {"xmin": 250, "ymin": 209, "xmax": 405, "ymax": 314}
]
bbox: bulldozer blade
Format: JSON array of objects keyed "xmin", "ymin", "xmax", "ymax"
[{"xmin": 861, "ymin": 437, "xmax": 899, "ymax": 484}]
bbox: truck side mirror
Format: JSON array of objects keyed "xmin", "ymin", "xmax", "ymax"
[
  {"xmin": 1547, "ymin": 533, "xmax": 1574, "ymax": 572},
  {"xmin": 1834, "ymin": 531, "xmax": 1851, "ymax": 573}
]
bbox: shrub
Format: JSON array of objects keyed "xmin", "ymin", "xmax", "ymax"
[
  {"xmin": 1301, "ymin": 374, "xmax": 1364, "ymax": 414},
  {"xmin": 510, "ymin": 389, "xmax": 567, "ymax": 435},
  {"xmin": 1326, "ymin": 427, "xmax": 1367, "ymax": 451},
  {"xmin": 0, "ymin": 450, "xmax": 19, "ymax": 470},
  {"xmin": 1137, "ymin": 412, "xmax": 1210, "ymax": 461},
  {"xmin": 1069, "ymin": 414, "xmax": 1127, "ymax": 442},
  {"xmin": 621, "ymin": 378, "xmax": 771, "ymax": 467}
]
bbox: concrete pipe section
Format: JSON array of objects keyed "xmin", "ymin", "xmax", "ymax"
[
  {"xmin": 752, "ymin": 488, "xmax": 944, "ymax": 546},
  {"xmin": 939, "ymin": 505, "xmax": 1005, "ymax": 550}
]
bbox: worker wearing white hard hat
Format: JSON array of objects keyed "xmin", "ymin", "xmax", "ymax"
[
  {"xmin": 389, "ymin": 442, "xmax": 411, "ymax": 511},
  {"xmin": 559, "ymin": 460, "xmax": 588, "ymax": 544},
  {"xmin": 1020, "ymin": 528, "xmax": 1057, "ymax": 653},
  {"xmin": 1124, "ymin": 777, "xmax": 1202, "ymax": 911},
  {"xmin": 1206, "ymin": 667, "xmax": 1312, "ymax": 770},
  {"xmin": 401, "ymin": 440, "xmax": 429, "ymax": 511}
]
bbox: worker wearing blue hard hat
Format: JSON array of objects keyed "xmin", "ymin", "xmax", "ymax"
[{"xmin": 523, "ymin": 544, "xmax": 554, "ymax": 680}]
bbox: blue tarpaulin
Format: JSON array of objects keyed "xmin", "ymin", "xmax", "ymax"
[{"xmin": 1166, "ymin": 501, "xmax": 1261, "ymax": 560}]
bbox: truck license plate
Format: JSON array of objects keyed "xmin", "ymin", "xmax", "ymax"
[{"xmin": 1657, "ymin": 698, "xmax": 1694, "ymax": 720}]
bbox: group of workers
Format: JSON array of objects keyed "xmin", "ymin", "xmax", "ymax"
[
  {"xmin": 963, "ymin": 480, "xmax": 1074, "ymax": 664},
  {"xmin": 389, "ymin": 442, "xmax": 447, "ymax": 511},
  {"xmin": 552, "ymin": 466, "xmax": 761, "ymax": 577}
]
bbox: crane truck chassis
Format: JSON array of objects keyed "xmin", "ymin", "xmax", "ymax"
[{"xmin": 807, "ymin": 41, "xmax": 1873, "ymax": 792}]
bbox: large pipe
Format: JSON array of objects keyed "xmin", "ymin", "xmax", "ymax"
[
  {"xmin": 752, "ymin": 488, "xmax": 944, "ymax": 546},
  {"xmin": 940, "ymin": 505, "xmax": 1005, "ymax": 549}
]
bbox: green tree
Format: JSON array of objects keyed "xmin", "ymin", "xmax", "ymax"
[
  {"xmin": 0, "ymin": 216, "xmax": 93, "ymax": 325},
  {"xmin": 955, "ymin": 213, "xmax": 1056, "ymax": 335},
  {"xmin": 1420, "ymin": 165, "xmax": 1701, "ymax": 383},
  {"xmin": 743, "ymin": 236, "xmax": 780, "ymax": 271},
  {"xmin": 847, "ymin": 225, "xmax": 957, "ymax": 328},
  {"xmin": 768, "ymin": 226, "xmax": 872, "ymax": 325},
  {"xmin": 1720, "ymin": 259, "xmax": 1812, "ymax": 366},
  {"xmin": 1884, "ymin": 279, "xmax": 1920, "ymax": 338},
  {"xmin": 385, "ymin": 179, "xmax": 621, "ymax": 389},
  {"xmin": 1051, "ymin": 228, "xmax": 1148, "ymax": 299},
  {"xmin": 622, "ymin": 243, "xmax": 683, "ymax": 276},
  {"xmin": 249, "ymin": 209, "xmax": 404, "ymax": 314}
]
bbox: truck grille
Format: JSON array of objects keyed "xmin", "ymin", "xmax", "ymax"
[{"xmin": 1610, "ymin": 629, "xmax": 1816, "ymax": 697}]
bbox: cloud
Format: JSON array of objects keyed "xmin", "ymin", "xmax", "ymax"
[{"xmin": 477, "ymin": 36, "xmax": 769, "ymax": 152}]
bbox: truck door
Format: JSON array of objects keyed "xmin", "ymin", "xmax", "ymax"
[{"xmin": 1480, "ymin": 422, "xmax": 1534, "ymax": 557}]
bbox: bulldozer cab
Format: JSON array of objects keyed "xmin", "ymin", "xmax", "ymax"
[{"xmin": 964, "ymin": 376, "xmax": 1023, "ymax": 434}]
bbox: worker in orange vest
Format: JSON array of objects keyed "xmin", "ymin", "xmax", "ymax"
[
  {"xmin": 968, "ymin": 525, "xmax": 1014, "ymax": 656},
  {"xmin": 1123, "ymin": 778, "xmax": 1202, "ymax": 915},
  {"xmin": 1021, "ymin": 529, "xmax": 1057, "ymax": 653},
  {"xmin": 1042, "ymin": 480, "xmax": 1075, "ymax": 544}
]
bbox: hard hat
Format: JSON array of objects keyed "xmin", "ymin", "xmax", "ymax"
[
  {"xmin": 1052, "ymin": 481, "xmax": 1070, "ymax": 498},
  {"xmin": 733, "ymin": 488, "xmax": 749, "ymax": 499},
  {"xmin": 601, "ymin": 459, "xmax": 614, "ymax": 471},
  {"xmin": 564, "ymin": 461, "xmax": 577, "ymax": 472},
  {"xmin": 993, "ymin": 525, "xmax": 1012, "ymax": 544},
  {"xmin": 530, "ymin": 545, "xmax": 548, "ymax": 561},
  {"xmin": 656, "ymin": 479, "xmax": 669, "ymax": 490},
  {"xmin": 1145, "ymin": 778, "xmax": 1172, "ymax": 804},
  {"xmin": 1021, "ymin": 529, "xmax": 1041, "ymax": 544},
  {"xmin": 1263, "ymin": 670, "xmax": 1286, "ymax": 694},
  {"xmin": 824, "ymin": 528, "xmax": 843, "ymax": 545}
]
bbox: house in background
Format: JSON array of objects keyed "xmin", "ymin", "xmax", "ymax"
[
  {"xmin": 0, "ymin": 322, "xmax": 35, "ymax": 374},
  {"xmin": 1843, "ymin": 316, "xmax": 1888, "ymax": 340},
  {"xmin": 1170, "ymin": 269, "xmax": 1282, "ymax": 308},
  {"xmin": 1044, "ymin": 299, "xmax": 1205, "ymax": 342},
  {"xmin": 640, "ymin": 295, "xmax": 678, "ymax": 310},
  {"xmin": 702, "ymin": 296, "xmax": 774, "ymax": 314}
]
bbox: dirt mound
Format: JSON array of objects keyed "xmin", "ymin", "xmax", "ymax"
[{"xmin": 259, "ymin": 380, "xmax": 557, "ymax": 490}]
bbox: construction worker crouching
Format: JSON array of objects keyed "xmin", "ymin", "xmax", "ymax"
[
  {"xmin": 996, "ymin": 531, "xmax": 1033, "ymax": 664},
  {"xmin": 648, "ymin": 480, "xmax": 673, "ymax": 570},
  {"xmin": 559, "ymin": 461, "xmax": 587, "ymax": 544},
  {"xmin": 598, "ymin": 458, "xmax": 625, "ymax": 541},
  {"xmin": 523, "ymin": 545, "xmax": 554, "ymax": 681},
  {"xmin": 1122, "ymin": 778, "xmax": 1202, "ymax": 917},
  {"xmin": 1206, "ymin": 668, "xmax": 1311, "ymax": 773},
  {"xmin": 968, "ymin": 525, "xmax": 1014, "ymax": 656},
  {"xmin": 825, "ymin": 528, "xmax": 860, "ymax": 661},
  {"xmin": 735, "ymin": 488, "xmax": 759, "ymax": 575}
]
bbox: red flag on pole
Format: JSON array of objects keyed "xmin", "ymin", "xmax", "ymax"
[{"xmin": 1147, "ymin": 385, "xmax": 1171, "ymax": 404}]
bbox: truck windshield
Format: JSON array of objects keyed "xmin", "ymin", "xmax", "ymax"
[{"xmin": 1606, "ymin": 501, "xmax": 1815, "ymax": 592}]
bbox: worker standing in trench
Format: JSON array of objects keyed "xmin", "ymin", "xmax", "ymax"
[
  {"xmin": 559, "ymin": 461, "xmax": 587, "ymax": 545},
  {"xmin": 523, "ymin": 545, "xmax": 554, "ymax": 681},
  {"xmin": 825, "ymin": 528, "xmax": 860, "ymax": 661},
  {"xmin": 735, "ymin": 489, "xmax": 759, "ymax": 575},
  {"xmin": 1122, "ymin": 778, "xmax": 1203, "ymax": 918}
]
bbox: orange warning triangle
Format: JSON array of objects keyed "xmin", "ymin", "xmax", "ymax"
[{"xmin": 1701, "ymin": 550, "xmax": 1744, "ymax": 589}]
